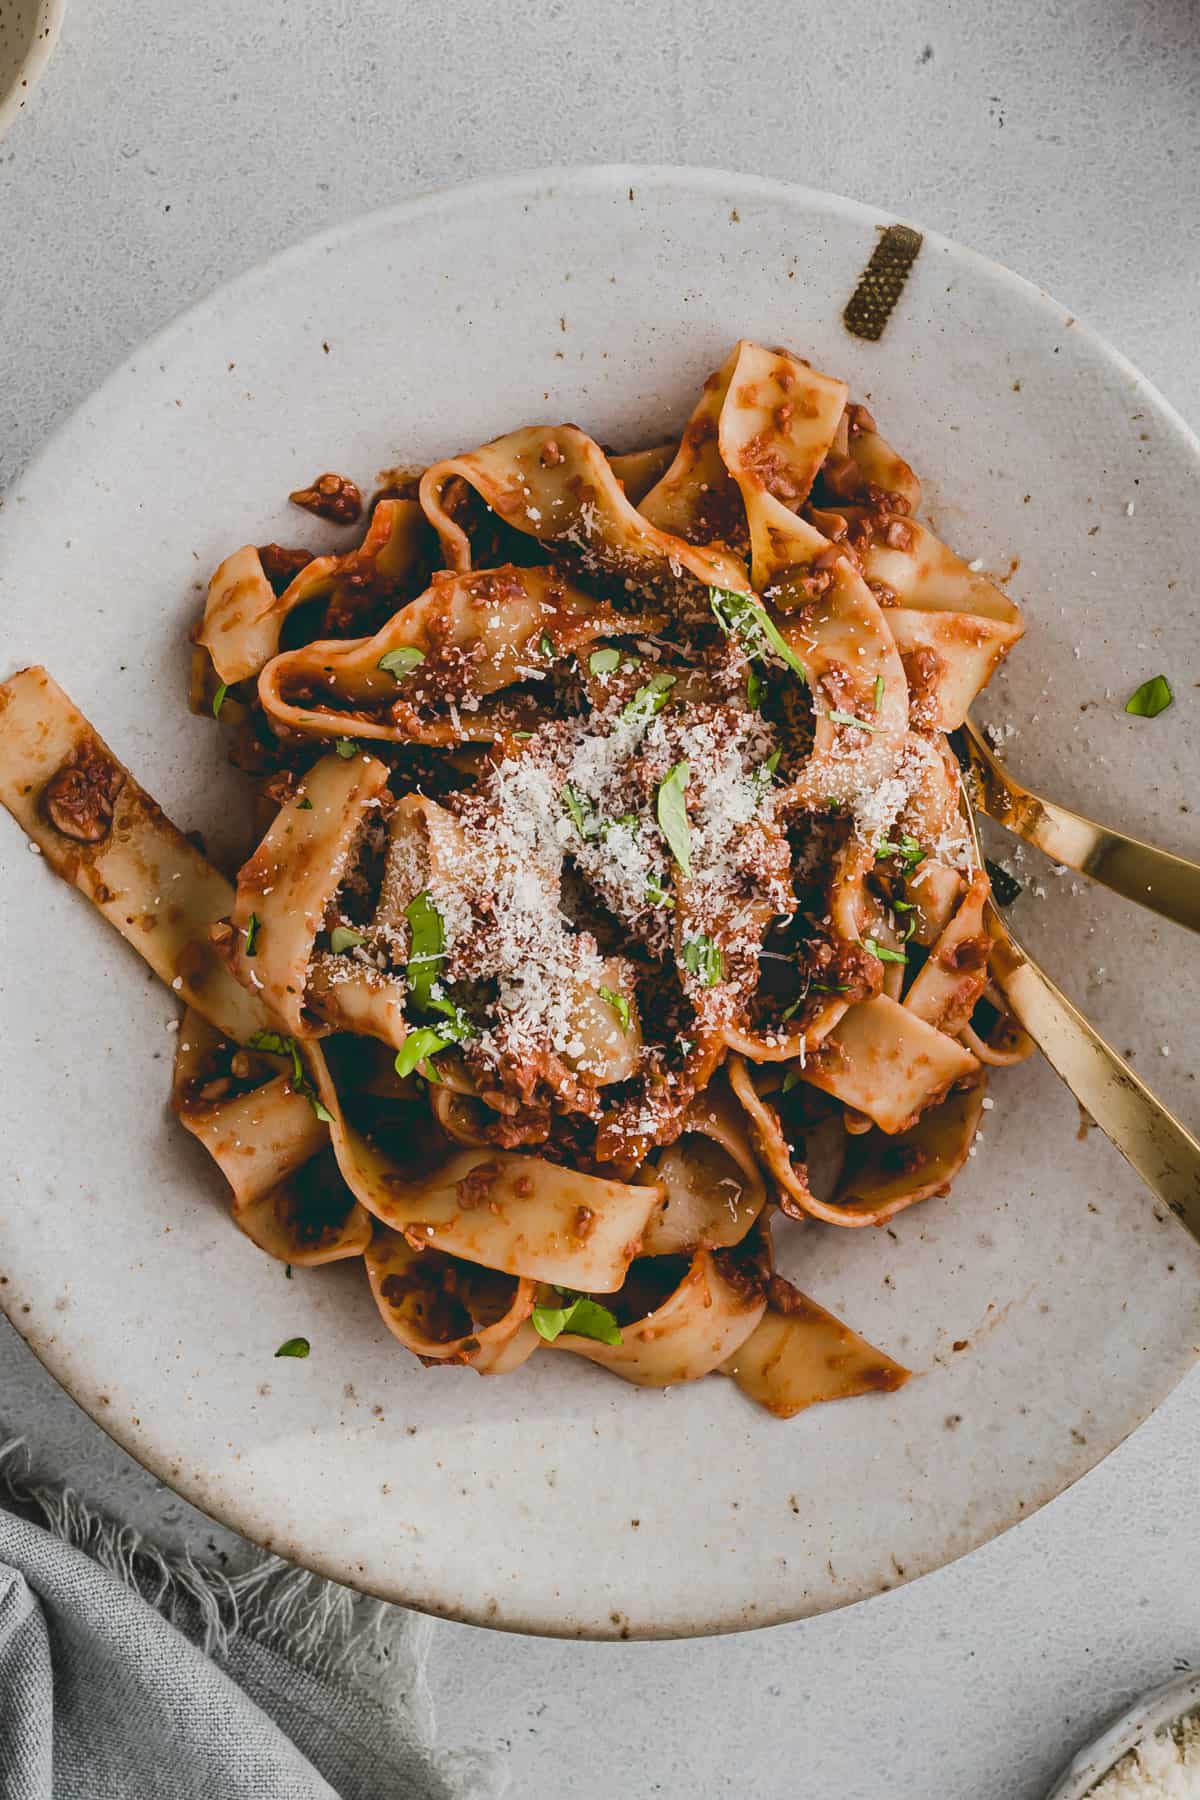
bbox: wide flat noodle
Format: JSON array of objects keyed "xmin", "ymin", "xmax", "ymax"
[
  {"xmin": 365, "ymin": 1226, "xmax": 538, "ymax": 1372},
  {"xmin": 228, "ymin": 749, "xmax": 391, "ymax": 1036},
  {"xmin": 259, "ymin": 565, "xmax": 654, "ymax": 746},
  {"xmin": 903, "ymin": 870, "xmax": 992, "ymax": 1037},
  {"xmin": 171, "ymin": 1010, "xmax": 327, "ymax": 1208},
  {"xmin": 640, "ymin": 1074, "xmax": 767, "ymax": 1255},
  {"xmin": 196, "ymin": 498, "xmax": 431, "ymax": 685},
  {"xmin": 723, "ymin": 1281, "xmax": 910, "ymax": 1417},
  {"xmin": 832, "ymin": 1073, "xmax": 987, "ymax": 1223},
  {"xmin": 800, "ymin": 993, "xmax": 978, "ymax": 1134},
  {"xmin": 0, "ymin": 667, "xmax": 272, "ymax": 1045},
  {"xmin": 419, "ymin": 423, "xmax": 748, "ymax": 602},
  {"xmin": 548, "ymin": 1242, "xmax": 767, "ymax": 1386}
]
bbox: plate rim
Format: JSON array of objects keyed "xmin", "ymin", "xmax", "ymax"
[{"xmin": 4, "ymin": 161, "xmax": 1199, "ymax": 1640}]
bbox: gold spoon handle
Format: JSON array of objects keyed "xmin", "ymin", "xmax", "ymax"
[
  {"xmin": 956, "ymin": 721, "xmax": 1200, "ymax": 934},
  {"xmin": 989, "ymin": 932, "xmax": 1200, "ymax": 1236}
]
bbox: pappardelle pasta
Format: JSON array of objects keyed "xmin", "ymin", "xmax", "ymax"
[{"xmin": 0, "ymin": 340, "xmax": 1032, "ymax": 1417}]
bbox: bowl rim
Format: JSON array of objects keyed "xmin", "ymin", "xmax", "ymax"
[
  {"xmin": 1046, "ymin": 1673, "xmax": 1200, "ymax": 1798},
  {"xmin": 0, "ymin": 0, "xmax": 67, "ymax": 140},
  {"xmin": 4, "ymin": 162, "xmax": 1200, "ymax": 1638}
]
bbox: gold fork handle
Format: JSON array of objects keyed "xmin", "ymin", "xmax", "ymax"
[
  {"xmin": 990, "ymin": 934, "xmax": 1200, "ymax": 1237},
  {"xmin": 957, "ymin": 722, "xmax": 1200, "ymax": 934},
  {"xmin": 1008, "ymin": 799, "xmax": 1200, "ymax": 934}
]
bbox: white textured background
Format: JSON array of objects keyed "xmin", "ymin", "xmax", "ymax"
[{"xmin": 2, "ymin": 1, "xmax": 1199, "ymax": 1794}]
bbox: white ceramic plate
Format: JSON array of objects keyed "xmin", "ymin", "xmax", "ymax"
[{"xmin": 2, "ymin": 167, "xmax": 1197, "ymax": 1639}]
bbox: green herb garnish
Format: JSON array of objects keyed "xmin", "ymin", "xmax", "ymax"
[
  {"xmin": 244, "ymin": 912, "xmax": 261, "ymax": 957},
  {"xmin": 620, "ymin": 671, "xmax": 676, "ymax": 727},
  {"xmin": 334, "ymin": 738, "xmax": 359, "ymax": 759},
  {"xmin": 645, "ymin": 872, "xmax": 674, "ymax": 908},
  {"xmin": 378, "ymin": 646, "xmax": 425, "ymax": 679},
  {"xmin": 394, "ymin": 1027, "xmax": 454, "ymax": 1082},
  {"xmin": 275, "ymin": 1336, "xmax": 310, "ymax": 1359},
  {"xmin": 297, "ymin": 796, "xmax": 313, "ymax": 810},
  {"xmin": 710, "ymin": 587, "xmax": 808, "ymax": 682},
  {"xmin": 330, "ymin": 925, "xmax": 365, "ymax": 953},
  {"xmin": 539, "ymin": 631, "xmax": 555, "ymax": 658},
  {"xmin": 404, "ymin": 891, "xmax": 444, "ymax": 1011},
  {"xmin": 212, "ymin": 682, "xmax": 228, "ymax": 719},
  {"xmin": 753, "ymin": 748, "xmax": 782, "ymax": 801},
  {"xmin": 875, "ymin": 833, "xmax": 924, "ymax": 874},
  {"xmin": 781, "ymin": 1068, "xmax": 803, "ymax": 1094},
  {"xmin": 681, "ymin": 935, "xmax": 723, "ymax": 987},
  {"xmin": 311, "ymin": 1098, "xmax": 335, "ymax": 1123},
  {"xmin": 248, "ymin": 1029, "xmax": 305, "ymax": 1091},
  {"xmin": 828, "ymin": 709, "xmax": 885, "ymax": 734},
  {"xmin": 656, "ymin": 761, "xmax": 691, "ymax": 875},
  {"xmin": 873, "ymin": 673, "xmax": 885, "ymax": 711},
  {"xmin": 599, "ymin": 986, "xmax": 631, "ymax": 1032},
  {"xmin": 1124, "ymin": 674, "xmax": 1173, "ymax": 718},
  {"xmin": 562, "ymin": 783, "xmax": 597, "ymax": 839},
  {"xmin": 863, "ymin": 937, "xmax": 908, "ymax": 965},
  {"xmin": 746, "ymin": 666, "xmax": 767, "ymax": 711},
  {"xmin": 532, "ymin": 1292, "xmax": 623, "ymax": 1346},
  {"xmin": 589, "ymin": 647, "xmax": 621, "ymax": 676}
]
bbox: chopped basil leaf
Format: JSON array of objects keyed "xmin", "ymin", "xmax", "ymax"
[
  {"xmin": 1124, "ymin": 674, "xmax": 1173, "ymax": 718},
  {"xmin": 985, "ymin": 856, "xmax": 1023, "ymax": 907},
  {"xmin": 211, "ymin": 681, "xmax": 228, "ymax": 720},
  {"xmin": 244, "ymin": 912, "xmax": 261, "ymax": 957},
  {"xmin": 746, "ymin": 666, "xmax": 767, "ymax": 711},
  {"xmin": 598, "ymin": 985, "xmax": 631, "ymax": 1032},
  {"xmin": 780, "ymin": 991, "xmax": 807, "ymax": 1021},
  {"xmin": 247, "ymin": 1029, "xmax": 306, "ymax": 1094},
  {"xmin": 644, "ymin": 872, "xmax": 675, "ymax": 908},
  {"xmin": 310, "ymin": 1097, "xmax": 335, "ymax": 1123},
  {"xmin": 394, "ymin": 1027, "xmax": 453, "ymax": 1081},
  {"xmin": 656, "ymin": 761, "xmax": 691, "ymax": 875},
  {"xmin": 427, "ymin": 996, "xmax": 475, "ymax": 1042},
  {"xmin": 512, "ymin": 731, "xmax": 535, "ymax": 741},
  {"xmin": 781, "ymin": 1068, "xmax": 803, "ymax": 1094},
  {"xmin": 863, "ymin": 936, "xmax": 908, "ymax": 965},
  {"xmin": 297, "ymin": 796, "xmax": 313, "ymax": 810},
  {"xmin": 828, "ymin": 709, "xmax": 885, "ymax": 734},
  {"xmin": 873, "ymin": 673, "xmax": 885, "ymax": 711},
  {"xmin": 811, "ymin": 980, "xmax": 850, "ymax": 994},
  {"xmin": 330, "ymin": 925, "xmax": 365, "ymax": 953},
  {"xmin": 539, "ymin": 631, "xmax": 555, "ymax": 659},
  {"xmin": 710, "ymin": 588, "xmax": 808, "ymax": 683},
  {"xmin": 275, "ymin": 1336, "xmax": 310, "ymax": 1359},
  {"xmin": 378, "ymin": 646, "xmax": 425, "ymax": 679},
  {"xmin": 753, "ymin": 748, "xmax": 782, "ymax": 800},
  {"xmin": 562, "ymin": 783, "xmax": 597, "ymax": 839},
  {"xmin": 404, "ymin": 891, "xmax": 444, "ymax": 1011},
  {"xmin": 875, "ymin": 833, "xmax": 924, "ymax": 874},
  {"xmin": 681, "ymin": 934, "xmax": 723, "ymax": 986},
  {"xmin": 589, "ymin": 647, "xmax": 622, "ymax": 676},
  {"xmin": 532, "ymin": 1293, "xmax": 623, "ymax": 1346},
  {"xmin": 334, "ymin": 738, "xmax": 358, "ymax": 759},
  {"xmin": 620, "ymin": 671, "xmax": 676, "ymax": 727},
  {"xmin": 600, "ymin": 811, "xmax": 638, "ymax": 838}
]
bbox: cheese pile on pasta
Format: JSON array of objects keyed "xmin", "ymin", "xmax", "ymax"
[{"xmin": 0, "ymin": 341, "xmax": 1031, "ymax": 1416}]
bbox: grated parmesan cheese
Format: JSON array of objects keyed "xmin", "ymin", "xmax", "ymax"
[{"xmin": 1087, "ymin": 1709, "xmax": 1200, "ymax": 1798}]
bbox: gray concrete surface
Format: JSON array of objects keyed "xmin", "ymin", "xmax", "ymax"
[{"xmin": 2, "ymin": 1, "xmax": 1198, "ymax": 1793}]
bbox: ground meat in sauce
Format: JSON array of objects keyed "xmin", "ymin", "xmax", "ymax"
[
  {"xmin": 42, "ymin": 742, "xmax": 125, "ymax": 844},
  {"xmin": 289, "ymin": 472, "xmax": 363, "ymax": 525},
  {"xmin": 258, "ymin": 543, "xmax": 315, "ymax": 593}
]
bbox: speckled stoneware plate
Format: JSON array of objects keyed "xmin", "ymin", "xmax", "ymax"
[
  {"xmin": 0, "ymin": 0, "xmax": 65, "ymax": 139},
  {"xmin": 1, "ymin": 166, "xmax": 1197, "ymax": 1639}
]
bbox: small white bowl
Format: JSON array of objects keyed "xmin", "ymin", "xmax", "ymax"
[
  {"xmin": 1047, "ymin": 1674, "xmax": 1200, "ymax": 1798},
  {"xmin": 0, "ymin": 0, "xmax": 65, "ymax": 139}
]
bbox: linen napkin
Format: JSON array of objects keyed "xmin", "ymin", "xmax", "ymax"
[{"xmin": 0, "ymin": 1439, "xmax": 505, "ymax": 1800}]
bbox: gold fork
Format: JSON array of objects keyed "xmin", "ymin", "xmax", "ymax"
[
  {"xmin": 954, "ymin": 714, "xmax": 1200, "ymax": 935},
  {"xmin": 957, "ymin": 788, "xmax": 1200, "ymax": 1238}
]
